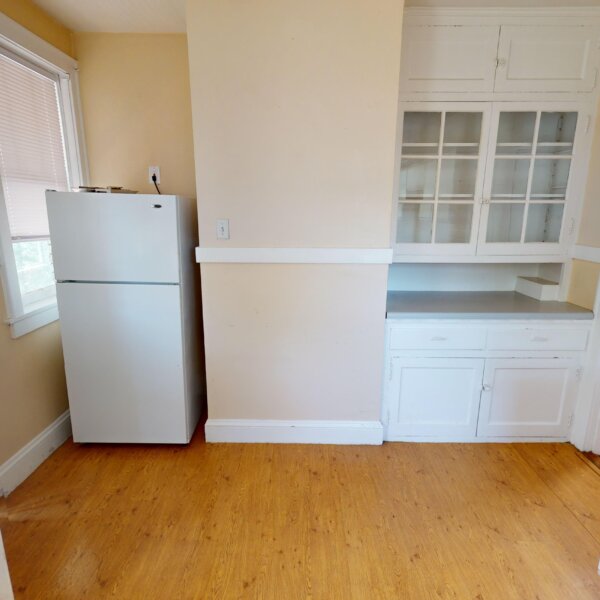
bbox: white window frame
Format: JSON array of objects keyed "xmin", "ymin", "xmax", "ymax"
[{"xmin": 0, "ymin": 12, "xmax": 88, "ymax": 338}]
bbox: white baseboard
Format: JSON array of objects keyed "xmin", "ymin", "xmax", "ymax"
[
  {"xmin": 0, "ymin": 411, "xmax": 71, "ymax": 497},
  {"xmin": 205, "ymin": 419, "xmax": 384, "ymax": 445}
]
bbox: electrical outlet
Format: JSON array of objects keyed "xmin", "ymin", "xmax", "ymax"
[
  {"xmin": 148, "ymin": 166, "xmax": 161, "ymax": 184},
  {"xmin": 216, "ymin": 219, "xmax": 230, "ymax": 240}
]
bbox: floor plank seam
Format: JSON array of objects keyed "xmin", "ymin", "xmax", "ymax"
[{"xmin": 515, "ymin": 445, "xmax": 600, "ymax": 548}]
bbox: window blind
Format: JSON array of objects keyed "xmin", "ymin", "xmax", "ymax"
[{"xmin": 0, "ymin": 52, "xmax": 69, "ymax": 240}]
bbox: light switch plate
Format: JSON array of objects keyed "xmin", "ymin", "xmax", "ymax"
[{"xmin": 216, "ymin": 219, "xmax": 230, "ymax": 240}]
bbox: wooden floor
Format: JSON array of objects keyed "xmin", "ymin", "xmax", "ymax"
[{"xmin": 2, "ymin": 434, "xmax": 600, "ymax": 599}]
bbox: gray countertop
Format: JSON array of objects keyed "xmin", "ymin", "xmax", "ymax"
[{"xmin": 386, "ymin": 291, "xmax": 594, "ymax": 320}]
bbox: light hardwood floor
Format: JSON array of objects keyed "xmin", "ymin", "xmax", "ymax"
[{"xmin": 2, "ymin": 435, "xmax": 600, "ymax": 599}]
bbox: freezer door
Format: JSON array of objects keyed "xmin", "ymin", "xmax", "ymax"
[
  {"xmin": 57, "ymin": 282, "xmax": 189, "ymax": 443},
  {"xmin": 47, "ymin": 192, "xmax": 180, "ymax": 283}
]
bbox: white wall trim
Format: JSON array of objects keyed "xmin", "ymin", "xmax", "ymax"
[
  {"xmin": 0, "ymin": 12, "xmax": 76, "ymax": 75},
  {"xmin": 405, "ymin": 6, "xmax": 600, "ymax": 20},
  {"xmin": 205, "ymin": 419, "xmax": 384, "ymax": 445},
  {"xmin": 0, "ymin": 532, "xmax": 13, "ymax": 600},
  {"xmin": 5, "ymin": 302, "xmax": 58, "ymax": 339},
  {"xmin": 571, "ymin": 245, "xmax": 600, "ymax": 264},
  {"xmin": 0, "ymin": 411, "xmax": 71, "ymax": 497},
  {"xmin": 196, "ymin": 247, "xmax": 393, "ymax": 264}
]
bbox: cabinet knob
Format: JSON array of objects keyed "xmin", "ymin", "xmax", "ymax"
[
  {"xmin": 531, "ymin": 336, "xmax": 549, "ymax": 342},
  {"xmin": 430, "ymin": 336, "xmax": 447, "ymax": 342},
  {"xmin": 482, "ymin": 384, "xmax": 493, "ymax": 392}
]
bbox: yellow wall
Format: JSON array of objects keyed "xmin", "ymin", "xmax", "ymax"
[
  {"xmin": 187, "ymin": 0, "xmax": 403, "ymax": 422},
  {"xmin": 0, "ymin": 0, "xmax": 73, "ymax": 57},
  {"xmin": 568, "ymin": 260, "xmax": 600, "ymax": 311},
  {"xmin": 0, "ymin": 294, "xmax": 68, "ymax": 464},
  {"xmin": 73, "ymin": 33, "xmax": 196, "ymax": 198},
  {"xmin": 0, "ymin": 3, "xmax": 70, "ymax": 465}
]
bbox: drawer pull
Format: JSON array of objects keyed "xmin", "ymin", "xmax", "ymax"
[
  {"xmin": 430, "ymin": 336, "xmax": 448, "ymax": 342},
  {"xmin": 531, "ymin": 336, "xmax": 549, "ymax": 342}
]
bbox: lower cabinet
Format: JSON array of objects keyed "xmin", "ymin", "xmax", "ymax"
[
  {"xmin": 384, "ymin": 325, "xmax": 586, "ymax": 442},
  {"xmin": 477, "ymin": 358, "xmax": 578, "ymax": 438},
  {"xmin": 387, "ymin": 358, "xmax": 484, "ymax": 438}
]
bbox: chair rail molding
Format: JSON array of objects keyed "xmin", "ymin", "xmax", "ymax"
[{"xmin": 196, "ymin": 247, "xmax": 393, "ymax": 265}]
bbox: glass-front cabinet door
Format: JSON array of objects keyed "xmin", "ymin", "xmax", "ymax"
[
  {"xmin": 478, "ymin": 104, "xmax": 582, "ymax": 256},
  {"xmin": 395, "ymin": 103, "xmax": 489, "ymax": 256}
]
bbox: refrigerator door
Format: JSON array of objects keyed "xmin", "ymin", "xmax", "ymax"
[
  {"xmin": 57, "ymin": 282, "xmax": 189, "ymax": 443},
  {"xmin": 47, "ymin": 192, "xmax": 180, "ymax": 283}
]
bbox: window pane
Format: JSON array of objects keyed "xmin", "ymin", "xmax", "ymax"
[
  {"xmin": 530, "ymin": 158, "xmax": 571, "ymax": 200},
  {"xmin": 396, "ymin": 203, "xmax": 433, "ymax": 243},
  {"xmin": 439, "ymin": 159, "xmax": 477, "ymax": 200},
  {"xmin": 402, "ymin": 112, "xmax": 441, "ymax": 145},
  {"xmin": 536, "ymin": 112, "xmax": 577, "ymax": 156},
  {"xmin": 491, "ymin": 158, "xmax": 530, "ymax": 200},
  {"xmin": 435, "ymin": 204, "xmax": 473, "ymax": 243},
  {"xmin": 12, "ymin": 239, "xmax": 55, "ymax": 295},
  {"xmin": 443, "ymin": 112, "xmax": 482, "ymax": 156},
  {"xmin": 399, "ymin": 158, "xmax": 437, "ymax": 200},
  {"xmin": 496, "ymin": 112, "xmax": 536, "ymax": 155},
  {"xmin": 525, "ymin": 204, "xmax": 564, "ymax": 243},
  {"xmin": 486, "ymin": 203, "xmax": 524, "ymax": 243}
]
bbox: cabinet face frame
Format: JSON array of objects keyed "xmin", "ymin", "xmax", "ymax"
[
  {"xmin": 477, "ymin": 101, "xmax": 588, "ymax": 257},
  {"xmin": 392, "ymin": 102, "xmax": 491, "ymax": 257}
]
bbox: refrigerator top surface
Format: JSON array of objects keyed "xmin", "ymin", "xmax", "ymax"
[{"xmin": 46, "ymin": 192, "xmax": 183, "ymax": 284}]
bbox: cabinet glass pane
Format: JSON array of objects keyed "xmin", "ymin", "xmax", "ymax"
[
  {"xmin": 486, "ymin": 203, "xmax": 524, "ymax": 243},
  {"xmin": 443, "ymin": 112, "xmax": 482, "ymax": 156},
  {"xmin": 530, "ymin": 159, "xmax": 571, "ymax": 200},
  {"xmin": 491, "ymin": 159, "xmax": 530, "ymax": 200},
  {"xmin": 438, "ymin": 159, "xmax": 477, "ymax": 199},
  {"xmin": 537, "ymin": 112, "xmax": 577, "ymax": 155},
  {"xmin": 399, "ymin": 158, "xmax": 437, "ymax": 200},
  {"xmin": 402, "ymin": 112, "xmax": 441, "ymax": 155},
  {"xmin": 435, "ymin": 204, "xmax": 473, "ymax": 243},
  {"xmin": 525, "ymin": 204, "xmax": 564, "ymax": 243},
  {"xmin": 396, "ymin": 203, "xmax": 433, "ymax": 243},
  {"xmin": 496, "ymin": 112, "xmax": 536, "ymax": 155}
]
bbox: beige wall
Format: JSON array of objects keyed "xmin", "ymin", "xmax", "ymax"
[
  {"xmin": 187, "ymin": 0, "xmax": 402, "ymax": 248},
  {"xmin": 73, "ymin": 33, "xmax": 196, "ymax": 198},
  {"xmin": 187, "ymin": 0, "xmax": 403, "ymax": 422},
  {"xmin": 0, "ymin": 0, "xmax": 73, "ymax": 57},
  {"xmin": 568, "ymin": 260, "xmax": 600, "ymax": 311},
  {"xmin": 0, "ymin": 4, "xmax": 70, "ymax": 465}
]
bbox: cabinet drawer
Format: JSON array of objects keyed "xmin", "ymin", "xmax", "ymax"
[
  {"xmin": 487, "ymin": 328, "xmax": 588, "ymax": 351},
  {"xmin": 389, "ymin": 327, "xmax": 486, "ymax": 350}
]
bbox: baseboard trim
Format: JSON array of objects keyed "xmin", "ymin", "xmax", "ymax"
[
  {"xmin": 0, "ymin": 411, "xmax": 71, "ymax": 497},
  {"xmin": 205, "ymin": 419, "xmax": 384, "ymax": 445}
]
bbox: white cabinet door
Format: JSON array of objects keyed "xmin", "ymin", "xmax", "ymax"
[
  {"xmin": 400, "ymin": 26, "xmax": 500, "ymax": 93},
  {"xmin": 477, "ymin": 103, "xmax": 584, "ymax": 257},
  {"xmin": 394, "ymin": 103, "xmax": 490, "ymax": 257},
  {"xmin": 495, "ymin": 26, "xmax": 599, "ymax": 93},
  {"xmin": 477, "ymin": 358, "xmax": 578, "ymax": 438},
  {"xmin": 386, "ymin": 357, "xmax": 484, "ymax": 439}
]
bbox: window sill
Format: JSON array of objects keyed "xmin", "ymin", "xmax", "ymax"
[{"xmin": 5, "ymin": 299, "xmax": 58, "ymax": 338}]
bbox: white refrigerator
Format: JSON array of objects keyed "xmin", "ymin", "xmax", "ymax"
[{"xmin": 46, "ymin": 191, "xmax": 203, "ymax": 444}]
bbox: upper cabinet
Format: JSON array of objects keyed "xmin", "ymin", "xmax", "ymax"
[
  {"xmin": 400, "ymin": 26, "xmax": 500, "ymax": 93},
  {"xmin": 400, "ymin": 22, "xmax": 600, "ymax": 95},
  {"xmin": 394, "ymin": 102, "xmax": 588, "ymax": 260},
  {"xmin": 495, "ymin": 26, "xmax": 598, "ymax": 93}
]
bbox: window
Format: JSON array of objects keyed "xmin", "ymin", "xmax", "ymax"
[{"xmin": 0, "ymin": 21, "xmax": 85, "ymax": 338}]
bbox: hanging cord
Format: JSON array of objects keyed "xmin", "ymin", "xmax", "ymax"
[{"xmin": 152, "ymin": 173, "xmax": 161, "ymax": 194}]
